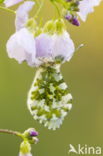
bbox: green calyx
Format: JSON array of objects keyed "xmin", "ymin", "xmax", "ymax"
[
  {"xmin": 26, "ymin": 18, "xmax": 37, "ymax": 32},
  {"xmin": 23, "ymin": 128, "xmax": 39, "ymax": 144},
  {"xmin": 20, "ymin": 141, "xmax": 31, "ymax": 154},
  {"xmin": 43, "ymin": 20, "xmax": 56, "ymax": 35},
  {"xmin": 34, "ymin": 27, "xmax": 43, "ymax": 37},
  {"xmin": 55, "ymin": 19, "xmax": 65, "ymax": 34},
  {"xmin": 26, "ymin": 18, "xmax": 66, "ymax": 37},
  {"xmin": 43, "ymin": 19, "xmax": 65, "ymax": 35}
]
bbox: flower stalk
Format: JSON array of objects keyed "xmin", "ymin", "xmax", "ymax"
[
  {"xmin": 0, "ymin": 6, "xmax": 15, "ymax": 14},
  {"xmin": 0, "ymin": 128, "xmax": 39, "ymax": 156},
  {"xmin": 0, "ymin": 129, "xmax": 21, "ymax": 137}
]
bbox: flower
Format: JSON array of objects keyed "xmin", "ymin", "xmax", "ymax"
[
  {"xmin": 6, "ymin": 1, "xmax": 75, "ymax": 67},
  {"xmin": 7, "ymin": 28, "xmax": 75, "ymax": 66},
  {"xmin": 6, "ymin": 28, "xmax": 38, "ymax": 66},
  {"xmin": 35, "ymin": 30, "xmax": 75, "ymax": 62},
  {"xmin": 4, "ymin": 0, "xmax": 24, "ymax": 7},
  {"xmin": 15, "ymin": 1, "xmax": 35, "ymax": 31},
  {"xmin": 77, "ymin": 0, "xmax": 102, "ymax": 21},
  {"xmin": 52, "ymin": 31, "xmax": 75, "ymax": 61},
  {"xmin": 6, "ymin": 1, "xmax": 39, "ymax": 66}
]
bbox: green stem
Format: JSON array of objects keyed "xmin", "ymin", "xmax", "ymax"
[
  {"xmin": 35, "ymin": 0, "xmax": 41, "ymax": 6},
  {"xmin": 52, "ymin": 1, "xmax": 61, "ymax": 17},
  {"xmin": 34, "ymin": 1, "xmax": 44, "ymax": 19},
  {"xmin": 0, "ymin": 6, "xmax": 15, "ymax": 14}
]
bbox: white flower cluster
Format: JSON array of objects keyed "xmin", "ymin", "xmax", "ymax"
[{"xmin": 5, "ymin": 1, "xmax": 75, "ymax": 67}]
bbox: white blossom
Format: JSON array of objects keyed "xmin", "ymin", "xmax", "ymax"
[
  {"xmin": 15, "ymin": 1, "xmax": 35, "ymax": 31},
  {"xmin": 52, "ymin": 31, "xmax": 75, "ymax": 61},
  {"xmin": 6, "ymin": 28, "xmax": 37, "ymax": 66},
  {"xmin": 77, "ymin": 0, "xmax": 102, "ymax": 21}
]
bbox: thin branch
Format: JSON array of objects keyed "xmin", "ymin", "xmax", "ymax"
[
  {"xmin": 0, "ymin": 129, "xmax": 23, "ymax": 138},
  {"xmin": 34, "ymin": 1, "xmax": 44, "ymax": 19},
  {"xmin": 0, "ymin": 6, "xmax": 15, "ymax": 14}
]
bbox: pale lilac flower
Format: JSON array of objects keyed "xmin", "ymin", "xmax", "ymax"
[
  {"xmin": 6, "ymin": 28, "xmax": 38, "ymax": 66},
  {"xmin": 4, "ymin": 0, "xmax": 24, "ymax": 7},
  {"xmin": 77, "ymin": 0, "xmax": 102, "ymax": 21},
  {"xmin": 6, "ymin": 1, "xmax": 39, "ymax": 66},
  {"xmin": 15, "ymin": 1, "xmax": 35, "ymax": 31},
  {"xmin": 6, "ymin": 1, "xmax": 75, "ymax": 66},
  {"xmin": 52, "ymin": 31, "xmax": 75, "ymax": 61},
  {"xmin": 35, "ymin": 31, "xmax": 75, "ymax": 62},
  {"xmin": 35, "ymin": 33, "xmax": 54, "ymax": 58},
  {"xmin": 7, "ymin": 29, "xmax": 75, "ymax": 66}
]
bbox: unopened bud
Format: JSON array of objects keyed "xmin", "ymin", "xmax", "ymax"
[{"xmin": 65, "ymin": 14, "xmax": 80, "ymax": 26}]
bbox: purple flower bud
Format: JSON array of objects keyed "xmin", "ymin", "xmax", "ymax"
[
  {"xmin": 30, "ymin": 131, "xmax": 39, "ymax": 137},
  {"xmin": 65, "ymin": 14, "xmax": 80, "ymax": 26},
  {"xmin": 65, "ymin": 14, "xmax": 72, "ymax": 21},
  {"xmin": 66, "ymin": 0, "xmax": 72, "ymax": 2},
  {"xmin": 72, "ymin": 17, "xmax": 80, "ymax": 26}
]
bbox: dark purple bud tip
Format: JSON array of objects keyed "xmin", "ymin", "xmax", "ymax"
[
  {"xmin": 30, "ymin": 131, "xmax": 39, "ymax": 137},
  {"xmin": 66, "ymin": 0, "xmax": 72, "ymax": 2},
  {"xmin": 65, "ymin": 14, "xmax": 72, "ymax": 21},
  {"xmin": 72, "ymin": 17, "xmax": 80, "ymax": 26},
  {"xmin": 65, "ymin": 14, "xmax": 80, "ymax": 26}
]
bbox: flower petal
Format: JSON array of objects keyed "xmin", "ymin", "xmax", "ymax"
[
  {"xmin": 6, "ymin": 28, "xmax": 37, "ymax": 66},
  {"xmin": 77, "ymin": 0, "xmax": 102, "ymax": 21},
  {"xmin": 15, "ymin": 1, "xmax": 35, "ymax": 31},
  {"xmin": 4, "ymin": 0, "xmax": 23, "ymax": 7},
  {"xmin": 35, "ymin": 33, "xmax": 54, "ymax": 58},
  {"xmin": 52, "ymin": 31, "xmax": 75, "ymax": 62}
]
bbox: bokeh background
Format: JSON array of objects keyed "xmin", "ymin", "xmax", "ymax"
[{"xmin": 0, "ymin": 1, "xmax": 103, "ymax": 156}]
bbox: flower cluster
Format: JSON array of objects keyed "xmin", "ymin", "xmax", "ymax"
[
  {"xmin": 6, "ymin": 1, "xmax": 75, "ymax": 67},
  {"xmin": 50, "ymin": 0, "xmax": 102, "ymax": 26}
]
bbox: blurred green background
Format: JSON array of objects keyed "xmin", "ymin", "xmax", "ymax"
[{"xmin": 0, "ymin": 1, "xmax": 103, "ymax": 156}]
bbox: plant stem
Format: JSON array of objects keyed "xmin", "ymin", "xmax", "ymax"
[
  {"xmin": 34, "ymin": 1, "xmax": 44, "ymax": 19},
  {"xmin": 0, "ymin": 129, "xmax": 23, "ymax": 138},
  {"xmin": 52, "ymin": 1, "xmax": 61, "ymax": 17},
  {"xmin": 0, "ymin": 6, "xmax": 15, "ymax": 14}
]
